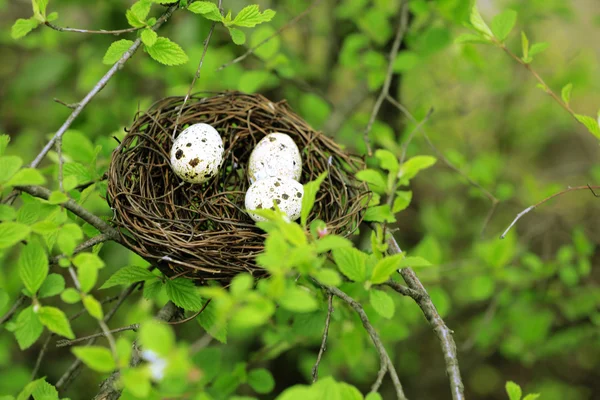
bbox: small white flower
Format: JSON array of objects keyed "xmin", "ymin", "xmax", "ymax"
[{"xmin": 141, "ymin": 349, "xmax": 167, "ymax": 381}]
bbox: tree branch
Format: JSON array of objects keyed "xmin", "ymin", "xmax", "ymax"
[
  {"xmin": 30, "ymin": 4, "xmax": 178, "ymax": 169},
  {"xmin": 45, "ymin": 21, "xmax": 141, "ymax": 35},
  {"xmin": 313, "ymin": 281, "xmax": 407, "ymax": 400},
  {"xmin": 500, "ymin": 185, "xmax": 600, "ymax": 239},
  {"xmin": 386, "ymin": 235, "xmax": 465, "ymax": 400},
  {"xmin": 363, "ymin": 0, "xmax": 409, "ymax": 156},
  {"xmin": 0, "ymin": 294, "xmax": 25, "ymax": 325},
  {"xmin": 56, "ymin": 324, "xmax": 139, "ymax": 348},
  {"xmin": 312, "ymin": 293, "xmax": 333, "ymax": 382}
]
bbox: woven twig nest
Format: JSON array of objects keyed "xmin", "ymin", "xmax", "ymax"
[{"xmin": 107, "ymin": 92, "xmax": 368, "ymax": 282}]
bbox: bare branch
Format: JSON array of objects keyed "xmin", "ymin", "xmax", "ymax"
[
  {"xmin": 45, "ymin": 22, "xmax": 141, "ymax": 35},
  {"xmin": 0, "ymin": 294, "xmax": 25, "ymax": 325},
  {"xmin": 363, "ymin": 0, "xmax": 410, "ymax": 156},
  {"xmin": 172, "ymin": 0, "xmax": 223, "ymax": 139},
  {"xmin": 386, "ymin": 235, "xmax": 465, "ymax": 400},
  {"xmin": 314, "ymin": 280, "xmax": 407, "ymax": 400},
  {"xmin": 312, "ymin": 293, "xmax": 333, "ymax": 382},
  {"xmin": 217, "ymin": 0, "xmax": 323, "ymax": 71},
  {"xmin": 53, "ymin": 98, "xmax": 79, "ymax": 109},
  {"xmin": 500, "ymin": 185, "xmax": 600, "ymax": 239},
  {"xmin": 30, "ymin": 5, "xmax": 178, "ymax": 169},
  {"xmin": 382, "ymin": 280, "xmax": 425, "ymax": 301},
  {"xmin": 56, "ymin": 324, "xmax": 140, "ymax": 348},
  {"xmin": 31, "ymin": 334, "xmax": 53, "ymax": 380}
]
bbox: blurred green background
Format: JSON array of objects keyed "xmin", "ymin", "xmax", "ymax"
[{"xmin": 1, "ymin": 0, "xmax": 599, "ymax": 399}]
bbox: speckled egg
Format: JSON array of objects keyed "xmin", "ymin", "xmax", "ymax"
[
  {"xmin": 170, "ymin": 123, "xmax": 224, "ymax": 183},
  {"xmin": 247, "ymin": 133, "xmax": 302, "ymax": 184},
  {"xmin": 245, "ymin": 177, "xmax": 304, "ymax": 222}
]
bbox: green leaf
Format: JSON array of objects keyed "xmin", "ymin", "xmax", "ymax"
[
  {"xmin": 197, "ymin": 300, "xmax": 227, "ymax": 343},
  {"xmin": 47, "ymin": 11, "xmax": 58, "ymax": 22},
  {"xmin": 187, "ymin": 1, "xmax": 222, "ymax": 21},
  {"xmin": 31, "ymin": 220, "xmax": 58, "ymax": 234},
  {"xmin": 31, "ymin": 378, "xmax": 59, "ymax": 400},
  {"xmin": 248, "ymin": 369, "xmax": 275, "ymax": 394},
  {"xmin": 37, "ymin": 306, "xmax": 75, "ymax": 339},
  {"xmin": 0, "ymin": 156, "xmax": 23, "ymax": 183},
  {"xmin": 251, "ymin": 25, "xmax": 280, "ymax": 59},
  {"xmin": 356, "ymin": 169, "xmax": 387, "ymax": 194},
  {"xmin": 140, "ymin": 319, "xmax": 174, "ymax": 356},
  {"xmin": 523, "ymin": 394, "xmax": 541, "ymax": 400},
  {"xmin": 11, "ymin": 18, "xmax": 39, "ymax": 40},
  {"xmin": 228, "ymin": 27, "xmax": 246, "ymax": 45},
  {"xmin": 18, "ymin": 239, "xmax": 48, "ymax": 295},
  {"xmin": 230, "ymin": 273, "xmax": 253, "ymax": 297},
  {"xmin": 366, "ymin": 393, "xmax": 383, "ymax": 400},
  {"xmin": 73, "ymin": 252, "xmax": 105, "ymax": 270},
  {"xmin": 469, "ymin": 4, "xmax": 493, "ymax": 37},
  {"xmin": 61, "ymin": 288, "xmax": 81, "ymax": 304},
  {"xmin": 454, "ymin": 33, "xmax": 490, "ymax": 44},
  {"xmin": 165, "ymin": 278, "xmax": 203, "ymax": 311},
  {"xmin": 575, "ymin": 114, "xmax": 600, "ymax": 139},
  {"xmin": 101, "ymin": 266, "xmax": 156, "ymax": 289},
  {"xmin": 14, "ymin": 306, "xmax": 43, "ymax": 350},
  {"xmin": 5, "ymin": 168, "xmax": 46, "ymax": 187},
  {"xmin": 126, "ymin": 0, "xmax": 152, "ymax": 27},
  {"xmin": 364, "ymin": 205, "xmax": 395, "ymax": 223},
  {"xmin": 398, "ymin": 256, "xmax": 432, "ymax": 268},
  {"xmin": 278, "ymin": 286, "xmax": 318, "ymax": 313},
  {"xmin": 392, "ymin": 190, "xmax": 412, "ymax": 213},
  {"xmin": 332, "ymin": 247, "xmax": 367, "ymax": 282},
  {"xmin": 398, "ymin": 155, "xmax": 437, "ymax": 182},
  {"xmin": 301, "ymin": 172, "xmax": 328, "ymax": 226},
  {"xmin": 57, "ymin": 223, "xmax": 83, "ymax": 256},
  {"xmin": 121, "ymin": 367, "xmax": 151, "ymax": 398},
  {"xmin": 490, "ymin": 9, "xmax": 517, "ymax": 41},
  {"xmin": 370, "ymin": 254, "xmax": 405, "ymax": 284},
  {"xmin": 505, "ymin": 381, "xmax": 522, "ymax": 400},
  {"xmin": 232, "ymin": 5, "xmax": 276, "ymax": 28},
  {"xmin": 312, "ymin": 269, "xmax": 342, "ymax": 286},
  {"xmin": 103, "ymin": 40, "xmax": 134, "ymax": 65},
  {"xmin": 72, "ymin": 346, "xmax": 116, "ymax": 373},
  {"xmin": 38, "ymin": 274, "xmax": 65, "ymax": 298},
  {"xmin": 0, "ymin": 222, "xmax": 31, "ymax": 249},
  {"xmin": 140, "ymin": 28, "xmax": 157, "ymax": 47},
  {"xmin": 529, "ymin": 42, "xmax": 549, "ymax": 56},
  {"xmin": 0, "ymin": 204, "xmax": 16, "ymax": 221},
  {"xmin": 78, "ymin": 264, "xmax": 98, "ymax": 293},
  {"xmin": 143, "ymin": 278, "xmax": 163, "ymax": 300},
  {"xmin": 521, "ymin": 31, "xmax": 529, "ymax": 61},
  {"xmin": 375, "ymin": 149, "xmax": 399, "ymax": 175},
  {"xmin": 47, "ymin": 191, "xmax": 69, "ymax": 204},
  {"xmin": 0, "ymin": 134, "xmax": 9, "ymax": 155},
  {"xmin": 32, "ymin": 0, "xmax": 48, "ymax": 20},
  {"xmin": 369, "ymin": 289, "xmax": 395, "ymax": 319},
  {"xmin": 315, "ymin": 235, "xmax": 353, "ymax": 253},
  {"xmin": 561, "ymin": 83, "xmax": 573, "ymax": 105},
  {"xmin": 146, "ymin": 37, "xmax": 189, "ymax": 66}
]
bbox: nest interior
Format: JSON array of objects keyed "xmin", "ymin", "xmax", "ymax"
[{"xmin": 107, "ymin": 92, "xmax": 368, "ymax": 282}]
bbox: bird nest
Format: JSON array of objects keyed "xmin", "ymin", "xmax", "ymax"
[{"xmin": 107, "ymin": 92, "xmax": 369, "ymax": 282}]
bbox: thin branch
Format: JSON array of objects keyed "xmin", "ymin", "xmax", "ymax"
[
  {"xmin": 313, "ymin": 280, "xmax": 407, "ymax": 400},
  {"xmin": 363, "ymin": 0, "xmax": 410, "ymax": 156},
  {"xmin": 45, "ymin": 21, "xmax": 141, "ymax": 35},
  {"xmin": 30, "ymin": 5, "xmax": 178, "ymax": 169},
  {"xmin": 217, "ymin": 0, "xmax": 323, "ymax": 71},
  {"xmin": 0, "ymin": 294, "xmax": 25, "ymax": 325},
  {"xmin": 322, "ymin": 83, "xmax": 370, "ymax": 135},
  {"xmin": 312, "ymin": 293, "xmax": 333, "ymax": 383},
  {"xmin": 53, "ymin": 98, "xmax": 79, "ymax": 109},
  {"xmin": 382, "ymin": 280, "xmax": 425, "ymax": 301},
  {"xmin": 189, "ymin": 333, "xmax": 213, "ymax": 355},
  {"xmin": 56, "ymin": 324, "xmax": 139, "ymax": 348},
  {"xmin": 386, "ymin": 235, "xmax": 465, "ymax": 400},
  {"xmin": 56, "ymin": 137, "xmax": 64, "ymax": 192},
  {"xmin": 15, "ymin": 185, "xmax": 120, "ymax": 241},
  {"xmin": 172, "ymin": 0, "xmax": 223, "ymax": 139},
  {"xmin": 31, "ymin": 334, "xmax": 53, "ymax": 380},
  {"xmin": 500, "ymin": 185, "xmax": 600, "ymax": 239}
]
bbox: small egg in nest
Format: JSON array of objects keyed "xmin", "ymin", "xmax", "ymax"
[
  {"xmin": 245, "ymin": 176, "xmax": 304, "ymax": 222},
  {"xmin": 170, "ymin": 123, "xmax": 224, "ymax": 183},
  {"xmin": 247, "ymin": 133, "xmax": 302, "ymax": 184}
]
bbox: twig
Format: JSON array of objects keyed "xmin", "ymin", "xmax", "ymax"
[
  {"xmin": 0, "ymin": 294, "xmax": 26, "ymax": 325},
  {"xmin": 382, "ymin": 280, "xmax": 424, "ymax": 301},
  {"xmin": 15, "ymin": 185, "xmax": 120, "ymax": 240},
  {"xmin": 313, "ymin": 280, "xmax": 407, "ymax": 400},
  {"xmin": 56, "ymin": 283, "xmax": 140, "ymax": 391},
  {"xmin": 54, "ymin": 98, "xmax": 79, "ymax": 109},
  {"xmin": 385, "ymin": 235, "xmax": 465, "ymax": 400},
  {"xmin": 56, "ymin": 137, "xmax": 64, "ymax": 192},
  {"xmin": 399, "ymin": 107, "xmax": 435, "ymax": 165},
  {"xmin": 45, "ymin": 22, "xmax": 141, "ymax": 35},
  {"xmin": 31, "ymin": 334, "xmax": 53, "ymax": 380},
  {"xmin": 92, "ymin": 302, "xmax": 180, "ymax": 400},
  {"xmin": 30, "ymin": 5, "xmax": 178, "ymax": 169},
  {"xmin": 500, "ymin": 185, "xmax": 600, "ymax": 239},
  {"xmin": 172, "ymin": 0, "xmax": 223, "ymax": 139},
  {"xmin": 363, "ymin": 0, "xmax": 409, "ymax": 156},
  {"xmin": 588, "ymin": 184, "xmax": 599, "ymax": 197},
  {"xmin": 217, "ymin": 0, "xmax": 323, "ymax": 71},
  {"xmin": 56, "ymin": 324, "xmax": 140, "ymax": 348},
  {"xmin": 322, "ymin": 83, "xmax": 370, "ymax": 135},
  {"xmin": 189, "ymin": 333, "xmax": 213, "ymax": 354},
  {"xmin": 311, "ymin": 293, "xmax": 333, "ymax": 382}
]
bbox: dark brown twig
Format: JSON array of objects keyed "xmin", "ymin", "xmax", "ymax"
[
  {"xmin": 45, "ymin": 22, "xmax": 141, "ymax": 35},
  {"xmin": 500, "ymin": 185, "xmax": 600, "ymax": 239},
  {"xmin": 217, "ymin": 0, "xmax": 323, "ymax": 71},
  {"xmin": 56, "ymin": 324, "xmax": 140, "ymax": 348},
  {"xmin": 311, "ymin": 293, "xmax": 333, "ymax": 382},
  {"xmin": 363, "ymin": 0, "xmax": 409, "ymax": 156}
]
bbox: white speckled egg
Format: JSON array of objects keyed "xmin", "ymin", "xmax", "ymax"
[
  {"xmin": 170, "ymin": 123, "xmax": 224, "ymax": 183},
  {"xmin": 248, "ymin": 133, "xmax": 302, "ymax": 184},
  {"xmin": 245, "ymin": 177, "xmax": 304, "ymax": 222}
]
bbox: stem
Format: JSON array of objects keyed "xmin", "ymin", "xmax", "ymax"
[
  {"xmin": 311, "ymin": 293, "xmax": 333, "ymax": 382},
  {"xmin": 45, "ymin": 22, "xmax": 141, "ymax": 35}
]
